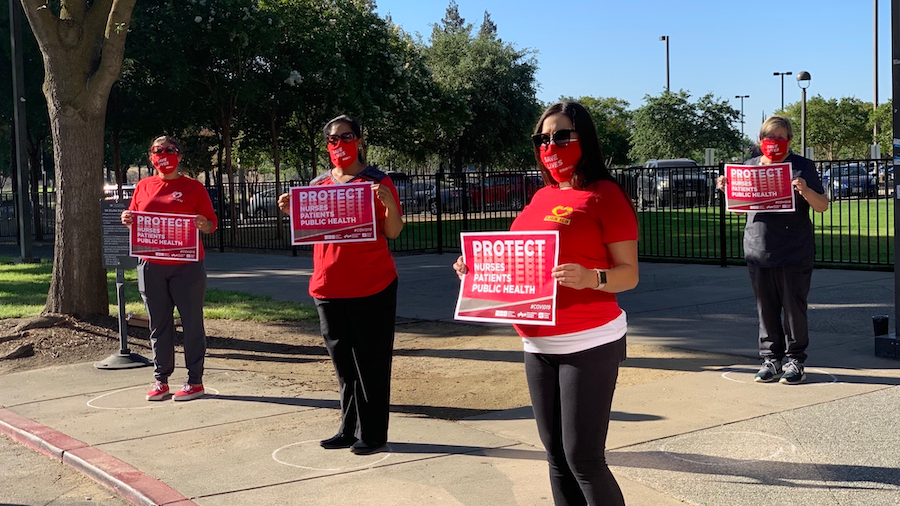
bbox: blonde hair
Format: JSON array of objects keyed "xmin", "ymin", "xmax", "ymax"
[{"xmin": 759, "ymin": 115, "xmax": 793, "ymax": 140}]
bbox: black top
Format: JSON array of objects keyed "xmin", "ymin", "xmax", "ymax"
[{"xmin": 742, "ymin": 153, "xmax": 825, "ymax": 267}]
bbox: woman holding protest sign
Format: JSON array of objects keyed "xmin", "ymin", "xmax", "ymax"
[
  {"xmin": 453, "ymin": 101, "xmax": 638, "ymax": 506},
  {"xmin": 120, "ymin": 135, "xmax": 218, "ymax": 402},
  {"xmin": 277, "ymin": 115, "xmax": 403, "ymax": 455},
  {"xmin": 716, "ymin": 115, "xmax": 828, "ymax": 385}
]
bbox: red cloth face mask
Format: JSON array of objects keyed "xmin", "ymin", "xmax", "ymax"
[
  {"xmin": 540, "ymin": 140, "xmax": 581, "ymax": 183},
  {"xmin": 328, "ymin": 140, "xmax": 358, "ymax": 169},
  {"xmin": 150, "ymin": 153, "xmax": 179, "ymax": 175},
  {"xmin": 760, "ymin": 138, "xmax": 789, "ymax": 161}
]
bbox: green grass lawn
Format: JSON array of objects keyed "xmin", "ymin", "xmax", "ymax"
[{"xmin": 0, "ymin": 257, "xmax": 317, "ymax": 321}]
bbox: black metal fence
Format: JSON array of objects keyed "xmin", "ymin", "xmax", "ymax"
[{"xmin": 1, "ymin": 160, "xmax": 895, "ymax": 270}]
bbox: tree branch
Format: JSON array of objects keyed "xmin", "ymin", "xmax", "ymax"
[
  {"xmin": 85, "ymin": 0, "xmax": 136, "ymax": 115},
  {"xmin": 59, "ymin": 0, "xmax": 86, "ymax": 22},
  {"xmin": 19, "ymin": 0, "xmax": 60, "ymax": 51}
]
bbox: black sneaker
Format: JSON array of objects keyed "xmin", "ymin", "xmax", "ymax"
[
  {"xmin": 754, "ymin": 358, "xmax": 783, "ymax": 383},
  {"xmin": 780, "ymin": 359, "xmax": 806, "ymax": 385},
  {"xmin": 350, "ymin": 440, "xmax": 386, "ymax": 455},
  {"xmin": 319, "ymin": 433, "xmax": 357, "ymax": 449}
]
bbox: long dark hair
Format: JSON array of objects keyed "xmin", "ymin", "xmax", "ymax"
[
  {"xmin": 533, "ymin": 102, "xmax": 617, "ymax": 191},
  {"xmin": 323, "ymin": 114, "xmax": 366, "ymax": 164}
]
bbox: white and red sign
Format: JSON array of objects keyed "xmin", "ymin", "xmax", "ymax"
[
  {"xmin": 455, "ymin": 231, "xmax": 559, "ymax": 326},
  {"xmin": 726, "ymin": 163, "xmax": 795, "ymax": 212},
  {"xmin": 130, "ymin": 211, "xmax": 199, "ymax": 262},
  {"xmin": 289, "ymin": 183, "xmax": 377, "ymax": 245}
]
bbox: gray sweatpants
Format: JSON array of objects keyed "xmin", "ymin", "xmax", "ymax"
[{"xmin": 137, "ymin": 259, "xmax": 208, "ymax": 384}]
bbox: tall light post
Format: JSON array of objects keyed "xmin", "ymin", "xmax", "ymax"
[
  {"xmin": 735, "ymin": 95, "xmax": 749, "ymax": 152},
  {"xmin": 773, "ymin": 71, "xmax": 793, "ymax": 110},
  {"xmin": 659, "ymin": 35, "xmax": 670, "ymax": 91},
  {"xmin": 796, "ymin": 71, "xmax": 811, "ymax": 157}
]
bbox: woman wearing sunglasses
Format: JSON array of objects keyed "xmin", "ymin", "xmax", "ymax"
[
  {"xmin": 277, "ymin": 115, "xmax": 403, "ymax": 455},
  {"xmin": 454, "ymin": 102, "xmax": 638, "ymax": 505},
  {"xmin": 716, "ymin": 116, "xmax": 828, "ymax": 385},
  {"xmin": 120, "ymin": 136, "xmax": 218, "ymax": 401}
]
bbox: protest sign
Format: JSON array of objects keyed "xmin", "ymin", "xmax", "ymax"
[
  {"xmin": 290, "ymin": 183, "xmax": 377, "ymax": 244},
  {"xmin": 455, "ymin": 231, "xmax": 559, "ymax": 325},
  {"xmin": 130, "ymin": 211, "xmax": 199, "ymax": 262},
  {"xmin": 725, "ymin": 163, "xmax": 795, "ymax": 212}
]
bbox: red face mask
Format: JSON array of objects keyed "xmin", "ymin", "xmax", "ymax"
[
  {"xmin": 760, "ymin": 138, "xmax": 789, "ymax": 161},
  {"xmin": 328, "ymin": 140, "xmax": 358, "ymax": 169},
  {"xmin": 540, "ymin": 140, "xmax": 581, "ymax": 183},
  {"xmin": 150, "ymin": 153, "xmax": 179, "ymax": 175}
]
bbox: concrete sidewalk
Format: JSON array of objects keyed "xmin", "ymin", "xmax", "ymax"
[{"xmin": 2, "ymin": 252, "xmax": 899, "ymax": 505}]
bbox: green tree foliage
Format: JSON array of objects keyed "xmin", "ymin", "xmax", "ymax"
[
  {"xmin": 424, "ymin": 2, "xmax": 539, "ymax": 171},
  {"xmin": 630, "ymin": 90, "xmax": 740, "ymax": 163},
  {"xmin": 562, "ymin": 96, "xmax": 632, "ymax": 167},
  {"xmin": 782, "ymin": 96, "xmax": 871, "ymax": 159},
  {"xmin": 868, "ymin": 99, "xmax": 892, "ymax": 154}
]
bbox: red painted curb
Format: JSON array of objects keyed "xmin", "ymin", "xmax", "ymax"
[{"xmin": 0, "ymin": 408, "xmax": 198, "ymax": 506}]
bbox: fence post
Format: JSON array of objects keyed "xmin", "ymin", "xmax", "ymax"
[
  {"xmin": 436, "ymin": 172, "xmax": 443, "ymax": 255},
  {"xmin": 719, "ymin": 161, "xmax": 727, "ymax": 267}
]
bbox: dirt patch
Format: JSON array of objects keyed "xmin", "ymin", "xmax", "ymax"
[{"xmin": 0, "ymin": 316, "xmax": 741, "ymax": 419}]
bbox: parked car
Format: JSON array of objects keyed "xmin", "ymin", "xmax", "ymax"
[
  {"xmin": 249, "ymin": 188, "xmax": 278, "ymax": 218},
  {"xmin": 387, "ymin": 172, "xmax": 427, "ymax": 214},
  {"xmin": 427, "ymin": 183, "xmax": 467, "ymax": 215},
  {"xmin": 103, "ymin": 183, "xmax": 136, "ymax": 200},
  {"xmin": 477, "ymin": 173, "xmax": 541, "ymax": 211},
  {"xmin": 822, "ymin": 163, "xmax": 877, "ymax": 199},
  {"xmin": 636, "ymin": 159, "xmax": 709, "ymax": 209}
]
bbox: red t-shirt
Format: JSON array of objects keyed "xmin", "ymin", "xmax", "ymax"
[
  {"xmin": 510, "ymin": 180, "xmax": 638, "ymax": 337},
  {"xmin": 308, "ymin": 167, "xmax": 400, "ymax": 299},
  {"xmin": 128, "ymin": 175, "xmax": 218, "ymax": 265}
]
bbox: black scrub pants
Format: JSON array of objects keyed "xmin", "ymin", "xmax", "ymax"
[
  {"xmin": 525, "ymin": 337, "xmax": 627, "ymax": 506},
  {"xmin": 137, "ymin": 259, "xmax": 208, "ymax": 385},
  {"xmin": 747, "ymin": 258, "xmax": 813, "ymax": 363},
  {"xmin": 315, "ymin": 278, "xmax": 398, "ymax": 444}
]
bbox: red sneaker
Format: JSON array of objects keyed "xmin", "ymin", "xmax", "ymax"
[
  {"xmin": 173, "ymin": 383, "xmax": 205, "ymax": 401},
  {"xmin": 146, "ymin": 381, "xmax": 170, "ymax": 401}
]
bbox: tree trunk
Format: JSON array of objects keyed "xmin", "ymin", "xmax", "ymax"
[
  {"xmin": 45, "ymin": 110, "xmax": 108, "ymax": 316},
  {"xmin": 21, "ymin": 1, "xmax": 139, "ymax": 317}
]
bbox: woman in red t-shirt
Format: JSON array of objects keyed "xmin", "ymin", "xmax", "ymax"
[
  {"xmin": 277, "ymin": 115, "xmax": 403, "ymax": 456},
  {"xmin": 121, "ymin": 136, "xmax": 218, "ymax": 402},
  {"xmin": 454, "ymin": 102, "xmax": 638, "ymax": 505}
]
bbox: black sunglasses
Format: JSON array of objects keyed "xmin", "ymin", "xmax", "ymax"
[
  {"xmin": 532, "ymin": 129, "xmax": 577, "ymax": 148},
  {"xmin": 326, "ymin": 132, "xmax": 357, "ymax": 145},
  {"xmin": 151, "ymin": 146, "xmax": 180, "ymax": 155}
]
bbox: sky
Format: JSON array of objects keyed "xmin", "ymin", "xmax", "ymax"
[{"xmin": 374, "ymin": 0, "xmax": 894, "ymax": 138}]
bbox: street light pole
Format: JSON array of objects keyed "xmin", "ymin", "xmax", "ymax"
[
  {"xmin": 773, "ymin": 71, "xmax": 793, "ymax": 110},
  {"xmin": 735, "ymin": 95, "xmax": 749, "ymax": 155},
  {"xmin": 797, "ymin": 72, "xmax": 811, "ymax": 157},
  {"xmin": 9, "ymin": 0, "xmax": 34, "ymax": 262},
  {"xmin": 659, "ymin": 35, "xmax": 670, "ymax": 91}
]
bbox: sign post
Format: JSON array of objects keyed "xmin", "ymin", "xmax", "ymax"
[{"xmin": 95, "ymin": 199, "xmax": 149, "ymax": 370}]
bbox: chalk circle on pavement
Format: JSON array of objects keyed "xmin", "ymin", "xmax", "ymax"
[
  {"xmin": 273, "ymin": 440, "xmax": 391, "ymax": 471},
  {"xmin": 721, "ymin": 366, "xmax": 838, "ymax": 385},
  {"xmin": 660, "ymin": 431, "xmax": 797, "ymax": 466},
  {"xmin": 87, "ymin": 385, "xmax": 220, "ymax": 410}
]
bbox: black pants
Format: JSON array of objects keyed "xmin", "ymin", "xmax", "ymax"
[
  {"xmin": 137, "ymin": 259, "xmax": 208, "ymax": 385},
  {"xmin": 748, "ymin": 260, "xmax": 812, "ymax": 363},
  {"xmin": 314, "ymin": 278, "xmax": 398, "ymax": 444},
  {"xmin": 525, "ymin": 337, "xmax": 627, "ymax": 506}
]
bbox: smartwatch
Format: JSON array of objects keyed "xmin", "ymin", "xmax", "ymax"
[{"xmin": 594, "ymin": 269, "xmax": 607, "ymax": 290}]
